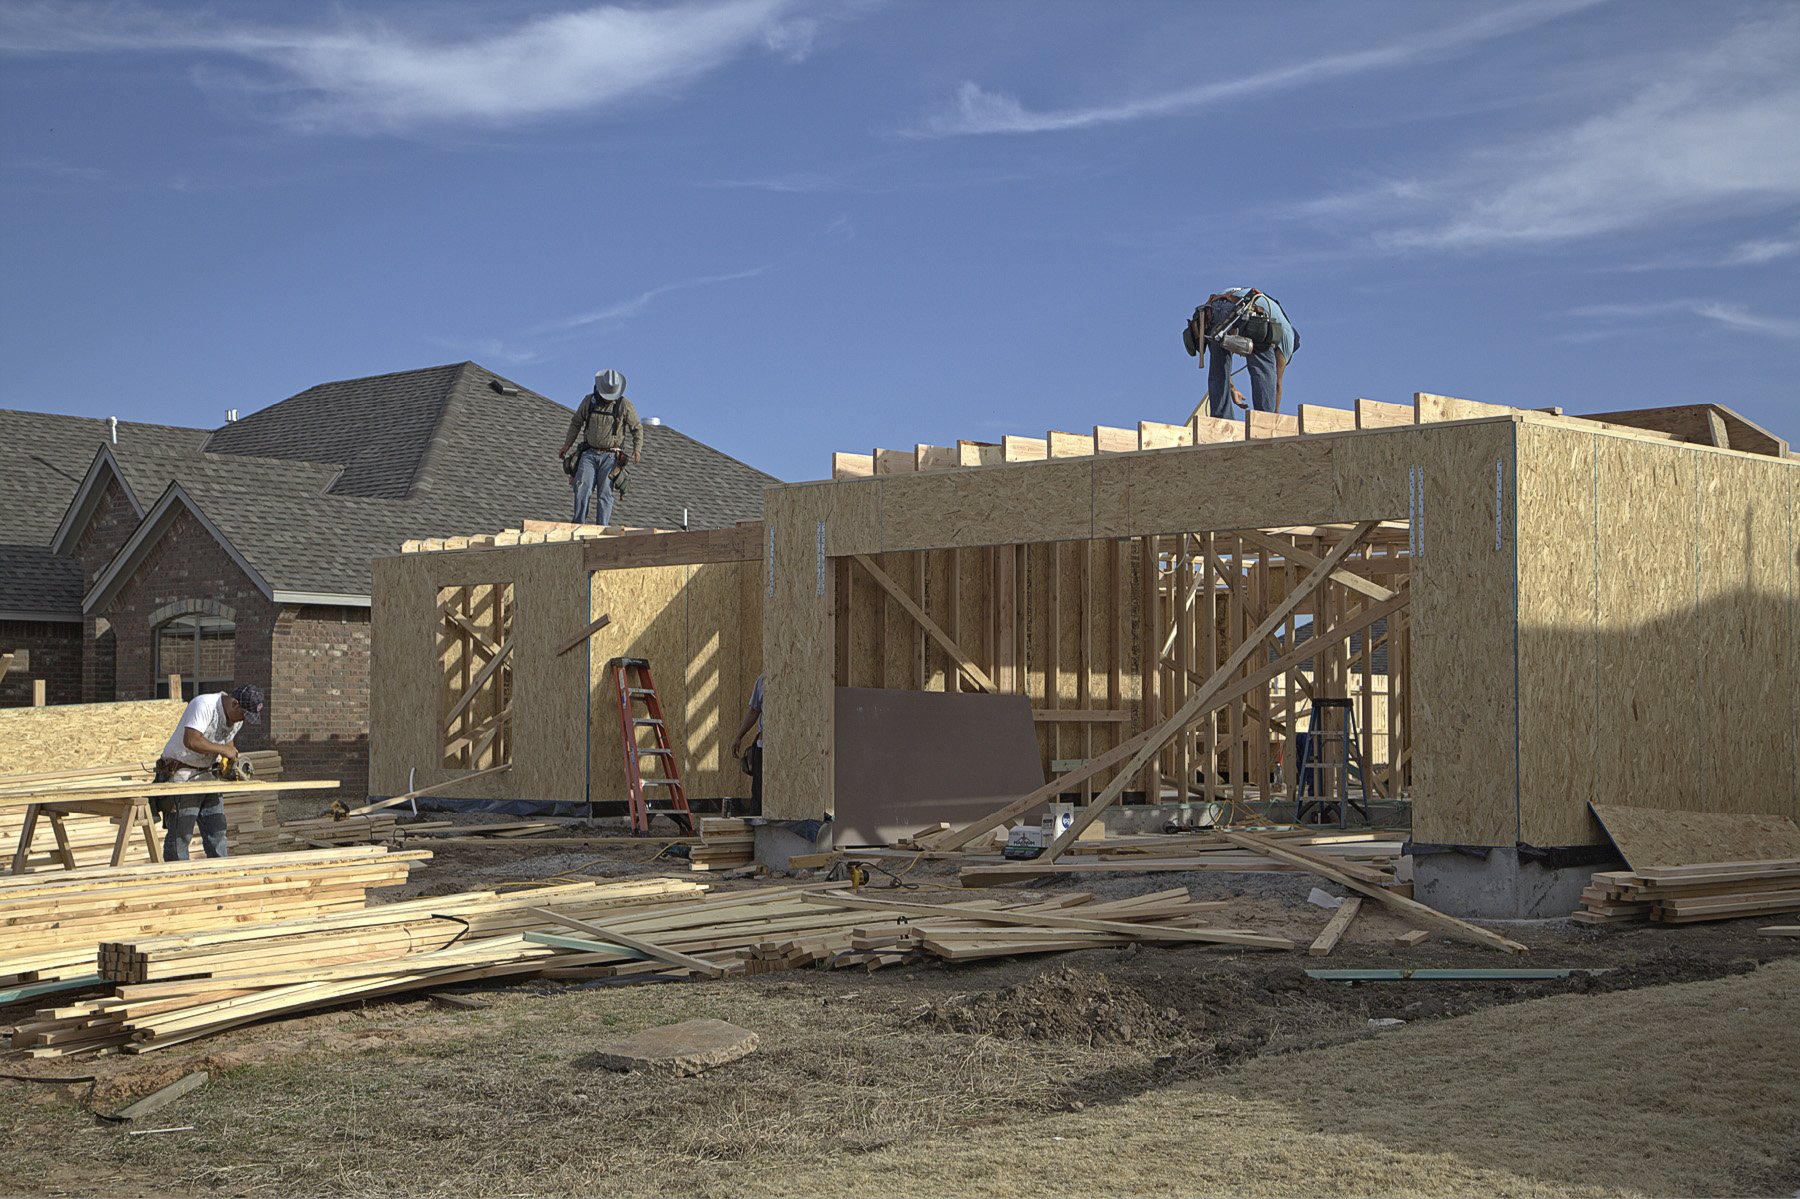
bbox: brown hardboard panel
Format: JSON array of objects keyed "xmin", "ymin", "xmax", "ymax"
[
  {"xmin": 1591, "ymin": 803, "xmax": 1800, "ymax": 869},
  {"xmin": 1694, "ymin": 451, "xmax": 1797, "ymax": 822},
  {"xmin": 1515, "ymin": 423, "xmax": 1601, "ymax": 846},
  {"xmin": 1593, "ymin": 436, "xmax": 1702, "ymax": 815},
  {"xmin": 831, "ymin": 687, "xmax": 1046, "ymax": 846}
]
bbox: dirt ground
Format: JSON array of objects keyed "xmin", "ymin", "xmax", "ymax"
[{"xmin": 5, "ymin": 831, "xmax": 1798, "ymax": 1198}]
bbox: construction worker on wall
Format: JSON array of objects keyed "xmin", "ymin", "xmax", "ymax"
[
  {"xmin": 1183, "ymin": 288, "xmax": 1300, "ymax": 416},
  {"xmin": 153, "ymin": 683, "xmax": 264, "ymax": 860},
  {"xmin": 558, "ymin": 368, "xmax": 644, "ymax": 526},
  {"xmin": 727, "ymin": 673, "xmax": 764, "ymax": 817}
]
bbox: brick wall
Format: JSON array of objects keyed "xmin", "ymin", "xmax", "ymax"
[
  {"xmin": 272, "ymin": 604, "xmax": 372, "ymax": 797},
  {"xmin": 0, "ymin": 620, "xmax": 83, "ymax": 707},
  {"xmin": 73, "ymin": 479, "xmax": 143, "ymax": 702},
  {"xmin": 98, "ymin": 508, "xmax": 276, "ymax": 762}
]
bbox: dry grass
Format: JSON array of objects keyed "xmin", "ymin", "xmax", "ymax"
[
  {"xmin": 5, "ymin": 954, "xmax": 1796, "ymax": 1197},
  {"xmin": 788, "ymin": 958, "xmax": 1800, "ymax": 1198}
]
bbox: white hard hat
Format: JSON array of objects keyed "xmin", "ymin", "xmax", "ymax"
[{"xmin": 593, "ymin": 369, "xmax": 626, "ymax": 401}]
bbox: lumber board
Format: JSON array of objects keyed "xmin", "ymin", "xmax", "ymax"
[
  {"xmin": 346, "ymin": 763, "xmax": 513, "ymax": 817},
  {"xmin": 802, "ymin": 891, "xmax": 1294, "ymax": 949},
  {"xmin": 1221, "ymin": 831, "xmax": 1528, "ymax": 954},
  {"xmin": 1308, "ymin": 897, "xmax": 1362, "ymax": 957},
  {"xmin": 553, "ymin": 612, "xmax": 612, "ymax": 657},
  {"xmin": 530, "ymin": 908, "xmax": 726, "ymax": 977}
]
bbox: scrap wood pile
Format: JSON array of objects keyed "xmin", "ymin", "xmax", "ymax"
[
  {"xmin": 0, "ymin": 845, "xmax": 426, "ymax": 987},
  {"xmin": 954, "ymin": 827, "xmax": 1408, "ymax": 887},
  {"xmin": 3, "ymin": 870, "xmax": 1297, "ymax": 1057},
  {"xmin": 688, "ymin": 817, "xmax": 754, "ymax": 872},
  {"xmin": 1574, "ymin": 858, "xmax": 1800, "ymax": 925}
]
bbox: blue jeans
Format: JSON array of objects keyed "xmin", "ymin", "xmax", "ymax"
[
  {"xmin": 163, "ymin": 793, "xmax": 229, "ymax": 859},
  {"xmin": 572, "ymin": 449, "xmax": 619, "ymax": 525},
  {"xmin": 1207, "ymin": 344, "xmax": 1281, "ymax": 417}
]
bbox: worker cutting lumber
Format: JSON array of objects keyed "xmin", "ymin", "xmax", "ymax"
[
  {"xmin": 1183, "ymin": 287, "xmax": 1300, "ymax": 415},
  {"xmin": 153, "ymin": 683, "xmax": 264, "ymax": 860}
]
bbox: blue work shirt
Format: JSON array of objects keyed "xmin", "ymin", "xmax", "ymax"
[{"xmin": 1214, "ymin": 288, "xmax": 1297, "ymax": 363}]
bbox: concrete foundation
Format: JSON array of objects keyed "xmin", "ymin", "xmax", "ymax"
[
  {"xmin": 754, "ymin": 821, "xmax": 829, "ymax": 871},
  {"xmin": 1412, "ymin": 847, "xmax": 1608, "ymax": 920}
]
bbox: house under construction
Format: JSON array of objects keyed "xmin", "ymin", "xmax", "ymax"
[{"xmin": 370, "ymin": 393, "xmax": 1799, "ymax": 917}]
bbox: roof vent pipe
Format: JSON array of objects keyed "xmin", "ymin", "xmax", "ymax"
[
  {"xmin": 225, "ymin": 408, "xmax": 239, "ymax": 423},
  {"xmin": 646, "ymin": 416, "xmax": 662, "ymax": 426},
  {"xmin": 107, "ymin": 416, "xmax": 117, "ymax": 444},
  {"xmin": 682, "ymin": 507, "xmax": 689, "ymax": 530}
]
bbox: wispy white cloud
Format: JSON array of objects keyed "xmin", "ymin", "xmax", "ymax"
[
  {"xmin": 0, "ymin": 0, "xmax": 821, "ymax": 134},
  {"xmin": 1725, "ymin": 224, "xmax": 1800, "ymax": 266},
  {"xmin": 908, "ymin": 0, "xmax": 1605, "ymax": 137},
  {"xmin": 1563, "ymin": 299, "xmax": 1800, "ymax": 342},
  {"xmin": 1302, "ymin": 12, "xmax": 1800, "ymax": 251},
  {"xmin": 3, "ymin": 157, "xmax": 109, "ymax": 181},
  {"xmin": 540, "ymin": 264, "xmax": 774, "ymax": 333}
]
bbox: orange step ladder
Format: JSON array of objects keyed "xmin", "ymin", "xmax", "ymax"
[{"xmin": 609, "ymin": 657, "xmax": 693, "ymax": 835}]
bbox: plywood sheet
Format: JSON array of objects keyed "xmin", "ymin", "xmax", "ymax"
[
  {"xmin": 831, "ymin": 688, "xmax": 1045, "ymax": 845},
  {"xmin": 1591, "ymin": 804, "xmax": 1800, "ymax": 869},
  {"xmin": 0, "ymin": 699, "xmax": 185, "ymax": 775},
  {"xmin": 1515, "ymin": 423, "xmax": 1599, "ymax": 846}
]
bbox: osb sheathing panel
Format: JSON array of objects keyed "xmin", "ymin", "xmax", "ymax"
[
  {"xmin": 0, "ymin": 699, "xmax": 185, "ymax": 775},
  {"xmin": 880, "ymin": 459, "xmax": 1095, "ymax": 549},
  {"xmin": 586, "ymin": 560, "xmax": 760, "ymax": 802},
  {"xmin": 1594, "ymin": 438, "xmax": 1702, "ymax": 817},
  {"xmin": 370, "ymin": 542, "xmax": 591, "ymax": 803},
  {"xmin": 1514, "ymin": 427, "xmax": 1800, "ymax": 845},
  {"xmin": 1393, "ymin": 421, "xmax": 1518, "ymax": 846},
  {"xmin": 1093, "ymin": 440, "xmax": 1341, "ymax": 535},
  {"xmin": 1514, "ymin": 423, "xmax": 1599, "ymax": 845},
  {"xmin": 763, "ymin": 486, "xmax": 837, "ymax": 819}
]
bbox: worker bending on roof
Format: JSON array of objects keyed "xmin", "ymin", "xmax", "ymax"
[
  {"xmin": 558, "ymin": 368, "xmax": 643, "ymax": 527},
  {"xmin": 1183, "ymin": 288, "xmax": 1299, "ymax": 416},
  {"xmin": 153, "ymin": 683, "xmax": 264, "ymax": 860}
]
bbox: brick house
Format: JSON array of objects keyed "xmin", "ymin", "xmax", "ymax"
[{"xmin": 0, "ymin": 362, "xmax": 776, "ymax": 794}]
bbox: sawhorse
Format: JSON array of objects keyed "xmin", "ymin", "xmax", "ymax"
[{"xmin": 9, "ymin": 797, "xmax": 164, "ymax": 873}]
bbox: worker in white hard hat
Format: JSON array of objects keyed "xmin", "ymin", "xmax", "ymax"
[{"xmin": 558, "ymin": 368, "xmax": 643, "ymax": 526}]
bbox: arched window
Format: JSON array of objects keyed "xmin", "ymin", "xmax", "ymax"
[{"xmin": 154, "ymin": 614, "xmax": 236, "ymax": 700}]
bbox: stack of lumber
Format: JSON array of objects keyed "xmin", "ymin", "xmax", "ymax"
[
  {"xmin": 1573, "ymin": 858, "xmax": 1800, "ymax": 925},
  {"xmin": 9, "ymin": 876, "xmax": 707, "ymax": 1056},
  {"xmin": 688, "ymin": 817, "xmax": 754, "ymax": 871},
  {"xmin": 0, "ymin": 750, "xmax": 288, "ymax": 869},
  {"xmin": 7, "ymin": 879, "xmax": 1292, "ymax": 1056},
  {"xmin": 0, "ymin": 846, "xmax": 427, "ymax": 987},
  {"xmin": 235, "ymin": 811, "xmax": 402, "ymax": 852}
]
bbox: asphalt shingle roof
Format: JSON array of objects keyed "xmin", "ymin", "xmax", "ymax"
[
  {"xmin": 0, "ymin": 410, "xmax": 208, "ymax": 614},
  {"xmin": 1, "ymin": 364, "xmax": 779, "ymax": 610}
]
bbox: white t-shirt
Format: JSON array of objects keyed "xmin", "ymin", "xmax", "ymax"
[{"xmin": 161, "ymin": 692, "xmax": 243, "ymax": 769}]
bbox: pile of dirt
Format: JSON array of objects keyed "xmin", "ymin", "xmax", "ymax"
[{"xmin": 907, "ymin": 964, "xmax": 1184, "ymax": 1047}]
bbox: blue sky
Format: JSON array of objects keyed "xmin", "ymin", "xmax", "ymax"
[{"xmin": 3, "ymin": 0, "xmax": 1797, "ymax": 482}]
